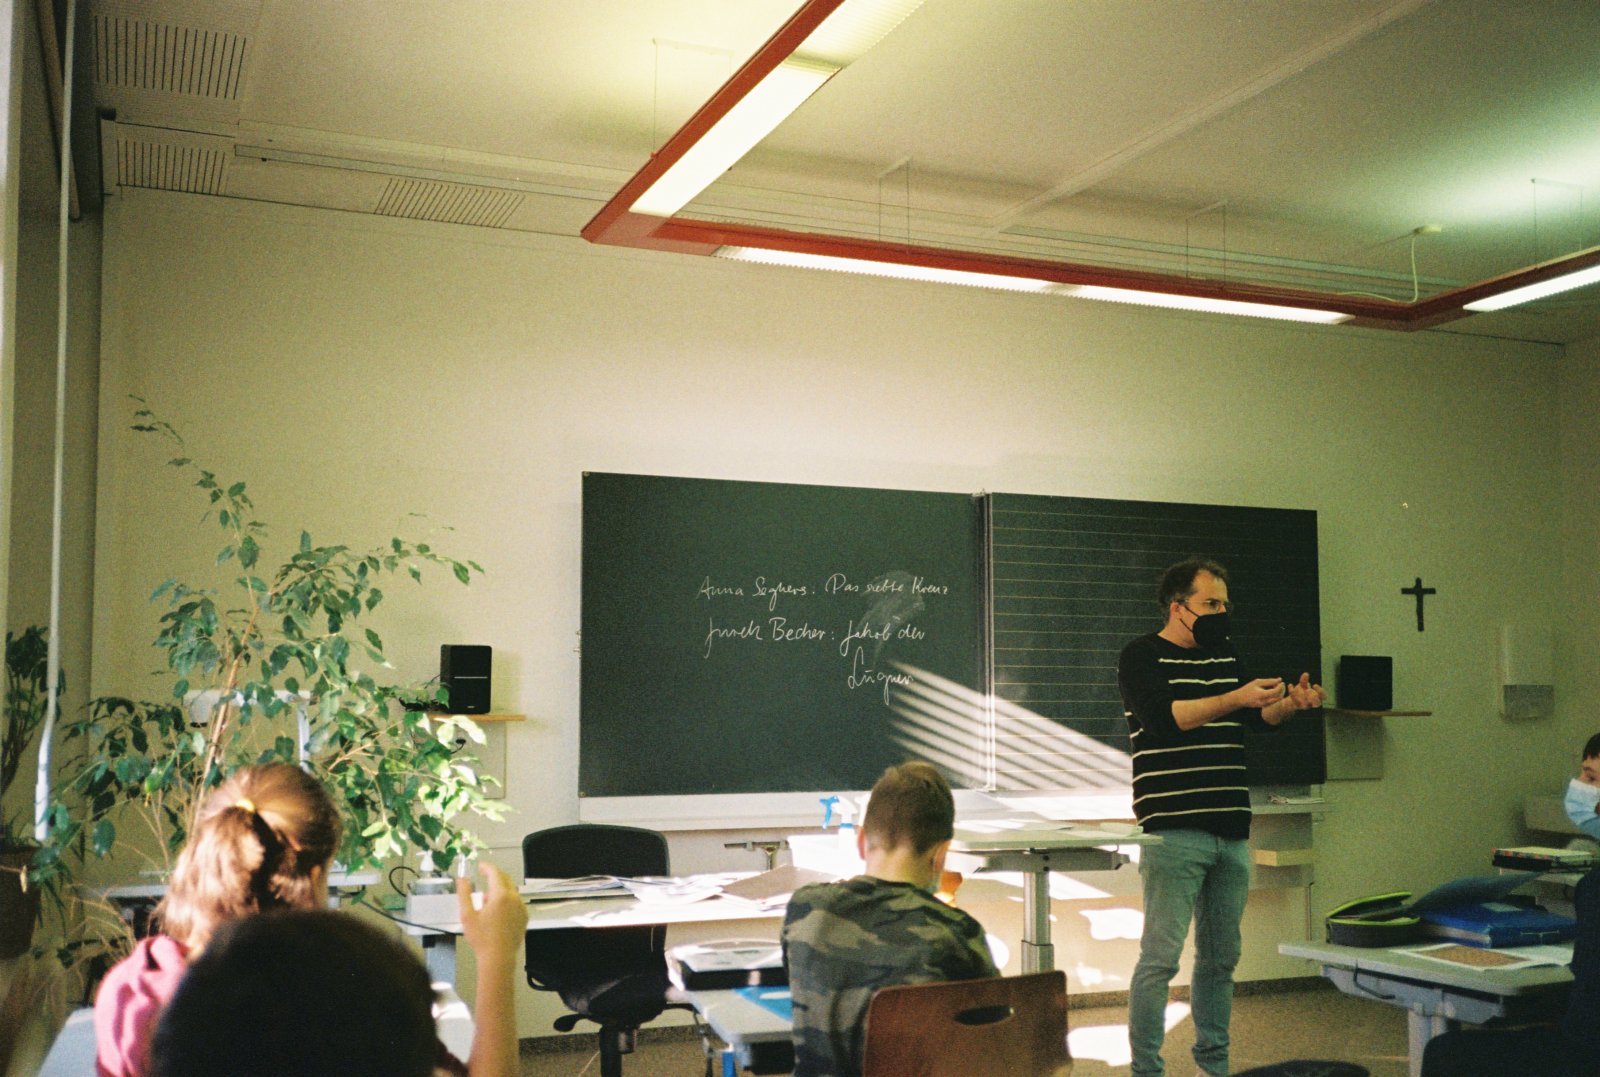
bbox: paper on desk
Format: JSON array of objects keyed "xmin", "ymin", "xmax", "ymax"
[
  {"xmin": 1502, "ymin": 943, "xmax": 1576, "ymax": 966},
  {"xmin": 620, "ymin": 875, "xmax": 726, "ymax": 905},
  {"xmin": 955, "ymin": 818, "xmax": 1074, "ymax": 836},
  {"xmin": 1403, "ymin": 942, "xmax": 1568, "ymax": 971},
  {"xmin": 521, "ymin": 875, "xmax": 628, "ymax": 899}
]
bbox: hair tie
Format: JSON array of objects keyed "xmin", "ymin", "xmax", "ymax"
[{"xmin": 235, "ymin": 798, "xmax": 257, "ymax": 814}]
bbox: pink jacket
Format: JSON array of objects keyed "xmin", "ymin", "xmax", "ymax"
[{"xmin": 93, "ymin": 934, "xmax": 190, "ymax": 1077}]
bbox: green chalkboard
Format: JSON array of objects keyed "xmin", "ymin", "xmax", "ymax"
[
  {"xmin": 988, "ymin": 492, "xmax": 1324, "ymax": 789},
  {"xmin": 580, "ymin": 473, "xmax": 984, "ymax": 798}
]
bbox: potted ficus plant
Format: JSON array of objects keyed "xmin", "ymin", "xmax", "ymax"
[
  {"xmin": 0, "ymin": 625, "xmax": 61, "ymax": 958},
  {"xmin": 38, "ymin": 402, "xmax": 507, "ymax": 915}
]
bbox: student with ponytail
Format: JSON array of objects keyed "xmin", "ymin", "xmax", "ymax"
[
  {"xmin": 92, "ymin": 762, "xmax": 527, "ymax": 1077},
  {"xmin": 94, "ymin": 763, "xmax": 342, "ymax": 1077}
]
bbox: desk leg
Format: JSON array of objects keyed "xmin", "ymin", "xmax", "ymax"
[
  {"xmin": 1021, "ymin": 869, "xmax": 1054, "ymax": 974},
  {"xmin": 1406, "ymin": 1007, "xmax": 1447, "ymax": 1077},
  {"xmin": 422, "ymin": 934, "xmax": 459, "ymax": 987}
]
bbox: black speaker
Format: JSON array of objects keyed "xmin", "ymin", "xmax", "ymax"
[
  {"xmin": 1337, "ymin": 655, "xmax": 1392, "ymax": 711},
  {"xmin": 440, "ymin": 644, "xmax": 491, "ymax": 715}
]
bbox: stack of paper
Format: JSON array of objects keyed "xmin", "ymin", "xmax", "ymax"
[
  {"xmin": 520, "ymin": 875, "xmax": 628, "ymax": 901},
  {"xmin": 717, "ymin": 865, "xmax": 835, "ymax": 910}
]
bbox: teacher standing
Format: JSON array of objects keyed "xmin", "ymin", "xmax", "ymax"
[{"xmin": 1117, "ymin": 558, "xmax": 1324, "ymax": 1077}]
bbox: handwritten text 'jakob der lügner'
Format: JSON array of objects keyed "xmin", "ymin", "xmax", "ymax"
[{"xmin": 695, "ymin": 573, "xmax": 947, "ymax": 700}]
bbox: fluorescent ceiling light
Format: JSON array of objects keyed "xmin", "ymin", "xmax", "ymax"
[
  {"xmin": 1062, "ymin": 284, "xmax": 1353, "ymax": 325},
  {"xmin": 631, "ymin": 59, "xmax": 835, "ymax": 217},
  {"xmin": 716, "ymin": 245, "xmax": 1058, "ymax": 294},
  {"xmin": 801, "ymin": 0, "xmax": 926, "ymax": 66},
  {"xmin": 1462, "ymin": 263, "xmax": 1600, "ymax": 311}
]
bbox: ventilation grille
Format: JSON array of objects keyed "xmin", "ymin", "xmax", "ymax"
[
  {"xmin": 375, "ymin": 179, "xmax": 522, "ymax": 228},
  {"xmin": 94, "ymin": 14, "xmax": 248, "ymax": 100},
  {"xmin": 116, "ymin": 137, "xmax": 227, "ymax": 194}
]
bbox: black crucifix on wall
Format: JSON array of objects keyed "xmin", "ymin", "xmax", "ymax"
[{"xmin": 1402, "ymin": 576, "xmax": 1436, "ymax": 631}]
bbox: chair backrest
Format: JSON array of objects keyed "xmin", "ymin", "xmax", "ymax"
[
  {"xmin": 522, "ymin": 824, "xmax": 669, "ymax": 881},
  {"xmin": 521, "ymin": 824, "xmax": 672, "ymax": 1022},
  {"xmin": 860, "ymin": 971, "xmax": 1071, "ymax": 1077}
]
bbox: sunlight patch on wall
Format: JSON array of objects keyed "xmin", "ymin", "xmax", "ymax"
[{"xmin": 888, "ymin": 662, "xmax": 1132, "ymax": 791}]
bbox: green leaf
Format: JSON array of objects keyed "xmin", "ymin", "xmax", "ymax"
[
  {"xmin": 452, "ymin": 562, "xmax": 470, "ymax": 585},
  {"xmin": 239, "ymin": 535, "xmax": 260, "ymax": 569},
  {"xmin": 216, "ymin": 545, "xmax": 235, "ymax": 565},
  {"xmin": 150, "ymin": 579, "xmax": 176, "ymax": 602},
  {"xmin": 228, "ymin": 482, "xmax": 247, "ymax": 498},
  {"xmin": 301, "ymin": 531, "xmax": 312, "ymax": 553}
]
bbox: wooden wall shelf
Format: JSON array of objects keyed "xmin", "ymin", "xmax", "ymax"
[{"xmin": 430, "ymin": 712, "xmax": 525, "ymax": 722}]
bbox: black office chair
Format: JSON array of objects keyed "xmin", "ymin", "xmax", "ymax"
[{"xmin": 521, "ymin": 824, "xmax": 681, "ymax": 1077}]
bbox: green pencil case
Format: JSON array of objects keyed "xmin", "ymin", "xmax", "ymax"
[{"xmin": 1324, "ymin": 891, "xmax": 1422, "ymax": 947}]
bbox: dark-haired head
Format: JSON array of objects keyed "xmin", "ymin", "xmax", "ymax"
[
  {"xmin": 1584, "ymin": 733, "xmax": 1600, "ymax": 762},
  {"xmin": 1156, "ymin": 558, "xmax": 1229, "ymax": 617},
  {"xmin": 155, "ymin": 763, "xmax": 341, "ymax": 948},
  {"xmin": 148, "ymin": 909, "xmax": 437, "ymax": 1077}
]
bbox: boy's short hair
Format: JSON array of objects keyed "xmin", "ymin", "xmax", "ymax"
[
  {"xmin": 1584, "ymin": 733, "xmax": 1600, "ymax": 761},
  {"xmin": 862, "ymin": 762, "xmax": 954, "ymax": 854}
]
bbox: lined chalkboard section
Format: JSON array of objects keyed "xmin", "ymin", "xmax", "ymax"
[
  {"xmin": 580, "ymin": 473, "xmax": 984, "ymax": 798},
  {"xmin": 988, "ymin": 493, "xmax": 1325, "ymax": 790}
]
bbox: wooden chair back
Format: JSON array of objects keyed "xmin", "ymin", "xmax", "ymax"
[{"xmin": 860, "ymin": 970, "xmax": 1071, "ymax": 1077}]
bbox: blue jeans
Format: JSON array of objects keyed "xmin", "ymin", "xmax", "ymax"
[{"xmin": 1128, "ymin": 829, "xmax": 1251, "ymax": 1077}]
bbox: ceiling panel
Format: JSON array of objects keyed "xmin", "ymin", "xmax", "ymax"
[{"xmin": 84, "ymin": 0, "xmax": 1600, "ymax": 343}]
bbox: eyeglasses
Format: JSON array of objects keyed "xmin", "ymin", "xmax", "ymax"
[{"xmin": 1184, "ymin": 598, "xmax": 1232, "ymax": 614}]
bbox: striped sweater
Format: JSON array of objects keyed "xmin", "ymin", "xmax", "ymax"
[{"xmin": 1117, "ymin": 633, "xmax": 1266, "ymax": 841}]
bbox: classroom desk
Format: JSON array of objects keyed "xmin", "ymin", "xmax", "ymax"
[
  {"xmin": 405, "ymin": 886, "xmax": 784, "ymax": 984},
  {"xmin": 791, "ymin": 820, "xmax": 1155, "ymax": 975},
  {"xmin": 1279, "ymin": 938, "xmax": 1572, "ymax": 1077},
  {"xmin": 947, "ymin": 822, "xmax": 1157, "ymax": 974},
  {"xmin": 685, "ymin": 986, "xmax": 794, "ymax": 1075}
]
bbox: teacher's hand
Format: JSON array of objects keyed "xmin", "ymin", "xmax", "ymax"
[
  {"xmin": 1285, "ymin": 673, "xmax": 1325, "ymax": 710},
  {"xmin": 1235, "ymin": 678, "xmax": 1286, "ymax": 709}
]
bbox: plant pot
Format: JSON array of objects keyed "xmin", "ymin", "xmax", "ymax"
[{"xmin": 0, "ymin": 848, "xmax": 41, "ymax": 958}]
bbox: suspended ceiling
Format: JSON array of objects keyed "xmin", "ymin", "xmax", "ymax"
[{"xmin": 82, "ymin": 0, "xmax": 1600, "ymax": 343}]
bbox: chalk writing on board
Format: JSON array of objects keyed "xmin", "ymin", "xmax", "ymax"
[{"xmin": 697, "ymin": 568, "xmax": 950, "ymax": 697}]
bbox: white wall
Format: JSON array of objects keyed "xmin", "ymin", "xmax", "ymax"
[{"xmin": 91, "ymin": 188, "xmax": 1577, "ymax": 1028}]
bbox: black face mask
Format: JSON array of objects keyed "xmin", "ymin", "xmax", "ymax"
[{"xmin": 1185, "ymin": 607, "xmax": 1231, "ymax": 649}]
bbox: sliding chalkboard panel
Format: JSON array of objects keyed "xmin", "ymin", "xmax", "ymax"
[
  {"xmin": 988, "ymin": 494, "xmax": 1323, "ymax": 790},
  {"xmin": 581, "ymin": 473, "xmax": 984, "ymax": 798}
]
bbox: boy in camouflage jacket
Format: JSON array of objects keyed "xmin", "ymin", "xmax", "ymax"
[{"xmin": 782, "ymin": 763, "xmax": 996, "ymax": 1077}]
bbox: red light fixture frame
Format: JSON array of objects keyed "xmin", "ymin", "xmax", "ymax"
[{"xmin": 582, "ymin": 0, "xmax": 1600, "ymax": 331}]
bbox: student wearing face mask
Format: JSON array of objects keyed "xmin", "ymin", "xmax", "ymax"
[
  {"xmin": 1117, "ymin": 559, "xmax": 1324, "ymax": 1077},
  {"xmin": 1563, "ymin": 733, "xmax": 1600, "ymax": 848}
]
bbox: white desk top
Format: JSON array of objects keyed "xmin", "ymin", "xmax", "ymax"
[
  {"xmin": 950, "ymin": 819, "xmax": 1152, "ymax": 853},
  {"xmin": 95, "ymin": 871, "xmax": 380, "ymax": 901},
  {"xmin": 405, "ymin": 885, "xmax": 786, "ymax": 936},
  {"xmin": 686, "ymin": 987, "xmax": 794, "ymax": 1046},
  {"xmin": 1280, "ymin": 938, "xmax": 1572, "ymax": 997}
]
